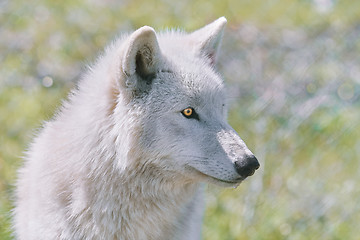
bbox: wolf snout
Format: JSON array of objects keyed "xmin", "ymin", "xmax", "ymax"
[{"xmin": 234, "ymin": 155, "xmax": 260, "ymax": 178}]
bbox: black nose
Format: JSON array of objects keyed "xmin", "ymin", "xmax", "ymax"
[{"xmin": 234, "ymin": 155, "xmax": 260, "ymax": 178}]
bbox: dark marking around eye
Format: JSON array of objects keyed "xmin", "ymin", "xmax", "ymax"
[{"xmin": 181, "ymin": 107, "xmax": 200, "ymax": 120}]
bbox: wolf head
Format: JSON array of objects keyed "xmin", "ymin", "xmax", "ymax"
[{"xmin": 106, "ymin": 17, "xmax": 259, "ymax": 187}]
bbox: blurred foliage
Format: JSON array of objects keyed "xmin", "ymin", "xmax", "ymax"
[
  {"xmin": 0, "ymin": 87, "xmax": 68, "ymax": 239},
  {"xmin": 1, "ymin": 0, "xmax": 360, "ymax": 239}
]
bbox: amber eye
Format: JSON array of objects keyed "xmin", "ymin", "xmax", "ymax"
[
  {"xmin": 181, "ymin": 107, "xmax": 199, "ymax": 120},
  {"xmin": 183, "ymin": 108, "xmax": 193, "ymax": 117}
]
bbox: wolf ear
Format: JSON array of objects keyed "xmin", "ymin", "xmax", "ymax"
[
  {"xmin": 190, "ymin": 17, "xmax": 227, "ymax": 66},
  {"xmin": 121, "ymin": 26, "xmax": 161, "ymax": 90}
]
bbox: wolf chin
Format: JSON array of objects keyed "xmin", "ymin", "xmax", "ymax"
[{"xmin": 14, "ymin": 17, "xmax": 259, "ymax": 240}]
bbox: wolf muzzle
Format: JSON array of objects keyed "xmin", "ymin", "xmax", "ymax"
[{"xmin": 234, "ymin": 155, "xmax": 260, "ymax": 178}]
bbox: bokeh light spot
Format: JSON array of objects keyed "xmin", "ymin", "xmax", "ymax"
[
  {"xmin": 42, "ymin": 76, "xmax": 53, "ymax": 88},
  {"xmin": 337, "ymin": 83, "xmax": 354, "ymax": 100}
]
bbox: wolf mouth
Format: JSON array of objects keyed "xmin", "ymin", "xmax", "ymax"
[
  {"xmin": 209, "ymin": 175, "xmax": 244, "ymax": 185},
  {"xmin": 187, "ymin": 166, "xmax": 244, "ymax": 186}
]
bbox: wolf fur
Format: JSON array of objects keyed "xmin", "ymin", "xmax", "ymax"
[{"xmin": 14, "ymin": 17, "xmax": 259, "ymax": 239}]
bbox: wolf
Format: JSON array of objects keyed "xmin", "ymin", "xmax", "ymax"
[{"xmin": 13, "ymin": 17, "xmax": 259, "ymax": 240}]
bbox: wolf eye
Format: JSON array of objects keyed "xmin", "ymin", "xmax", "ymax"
[
  {"xmin": 183, "ymin": 108, "xmax": 193, "ymax": 116},
  {"xmin": 181, "ymin": 107, "xmax": 199, "ymax": 120}
]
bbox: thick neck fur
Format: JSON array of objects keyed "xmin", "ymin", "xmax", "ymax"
[
  {"xmin": 71, "ymin": 160, "xmax": 199, "ymax": 239},
  {"xmin": 52, "ymin": 77, "xmax": 200, "ymax": 239}
]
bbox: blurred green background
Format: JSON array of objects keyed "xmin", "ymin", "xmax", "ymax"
[{"xmin": 1, "ymin": 0, "xmax": 360, "ymax": 239}]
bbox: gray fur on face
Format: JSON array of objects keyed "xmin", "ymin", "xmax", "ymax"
[{"xmin": 134, "ymin": 42, "xmax": 255, "ymax": 185}]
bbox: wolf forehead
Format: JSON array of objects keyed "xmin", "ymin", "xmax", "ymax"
[
  {"xmin": 151, "ymin": 67, "xmax": 225, "ymax": 107},
  {"xmin": 158, "ymin": 33, "xmax": 224, "ymax": 85},
  {"xmin": 103, "ymin": 17, "xmax": 228, "ymax": 110},
  {"xmin": 142, "ymin": 40, "xmax": 226, "ymax": 108}
]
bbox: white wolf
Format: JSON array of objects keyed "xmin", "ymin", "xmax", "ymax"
[{"xmin": 14, "ymin": 17, "xmax": 259, "ymax": 240}]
